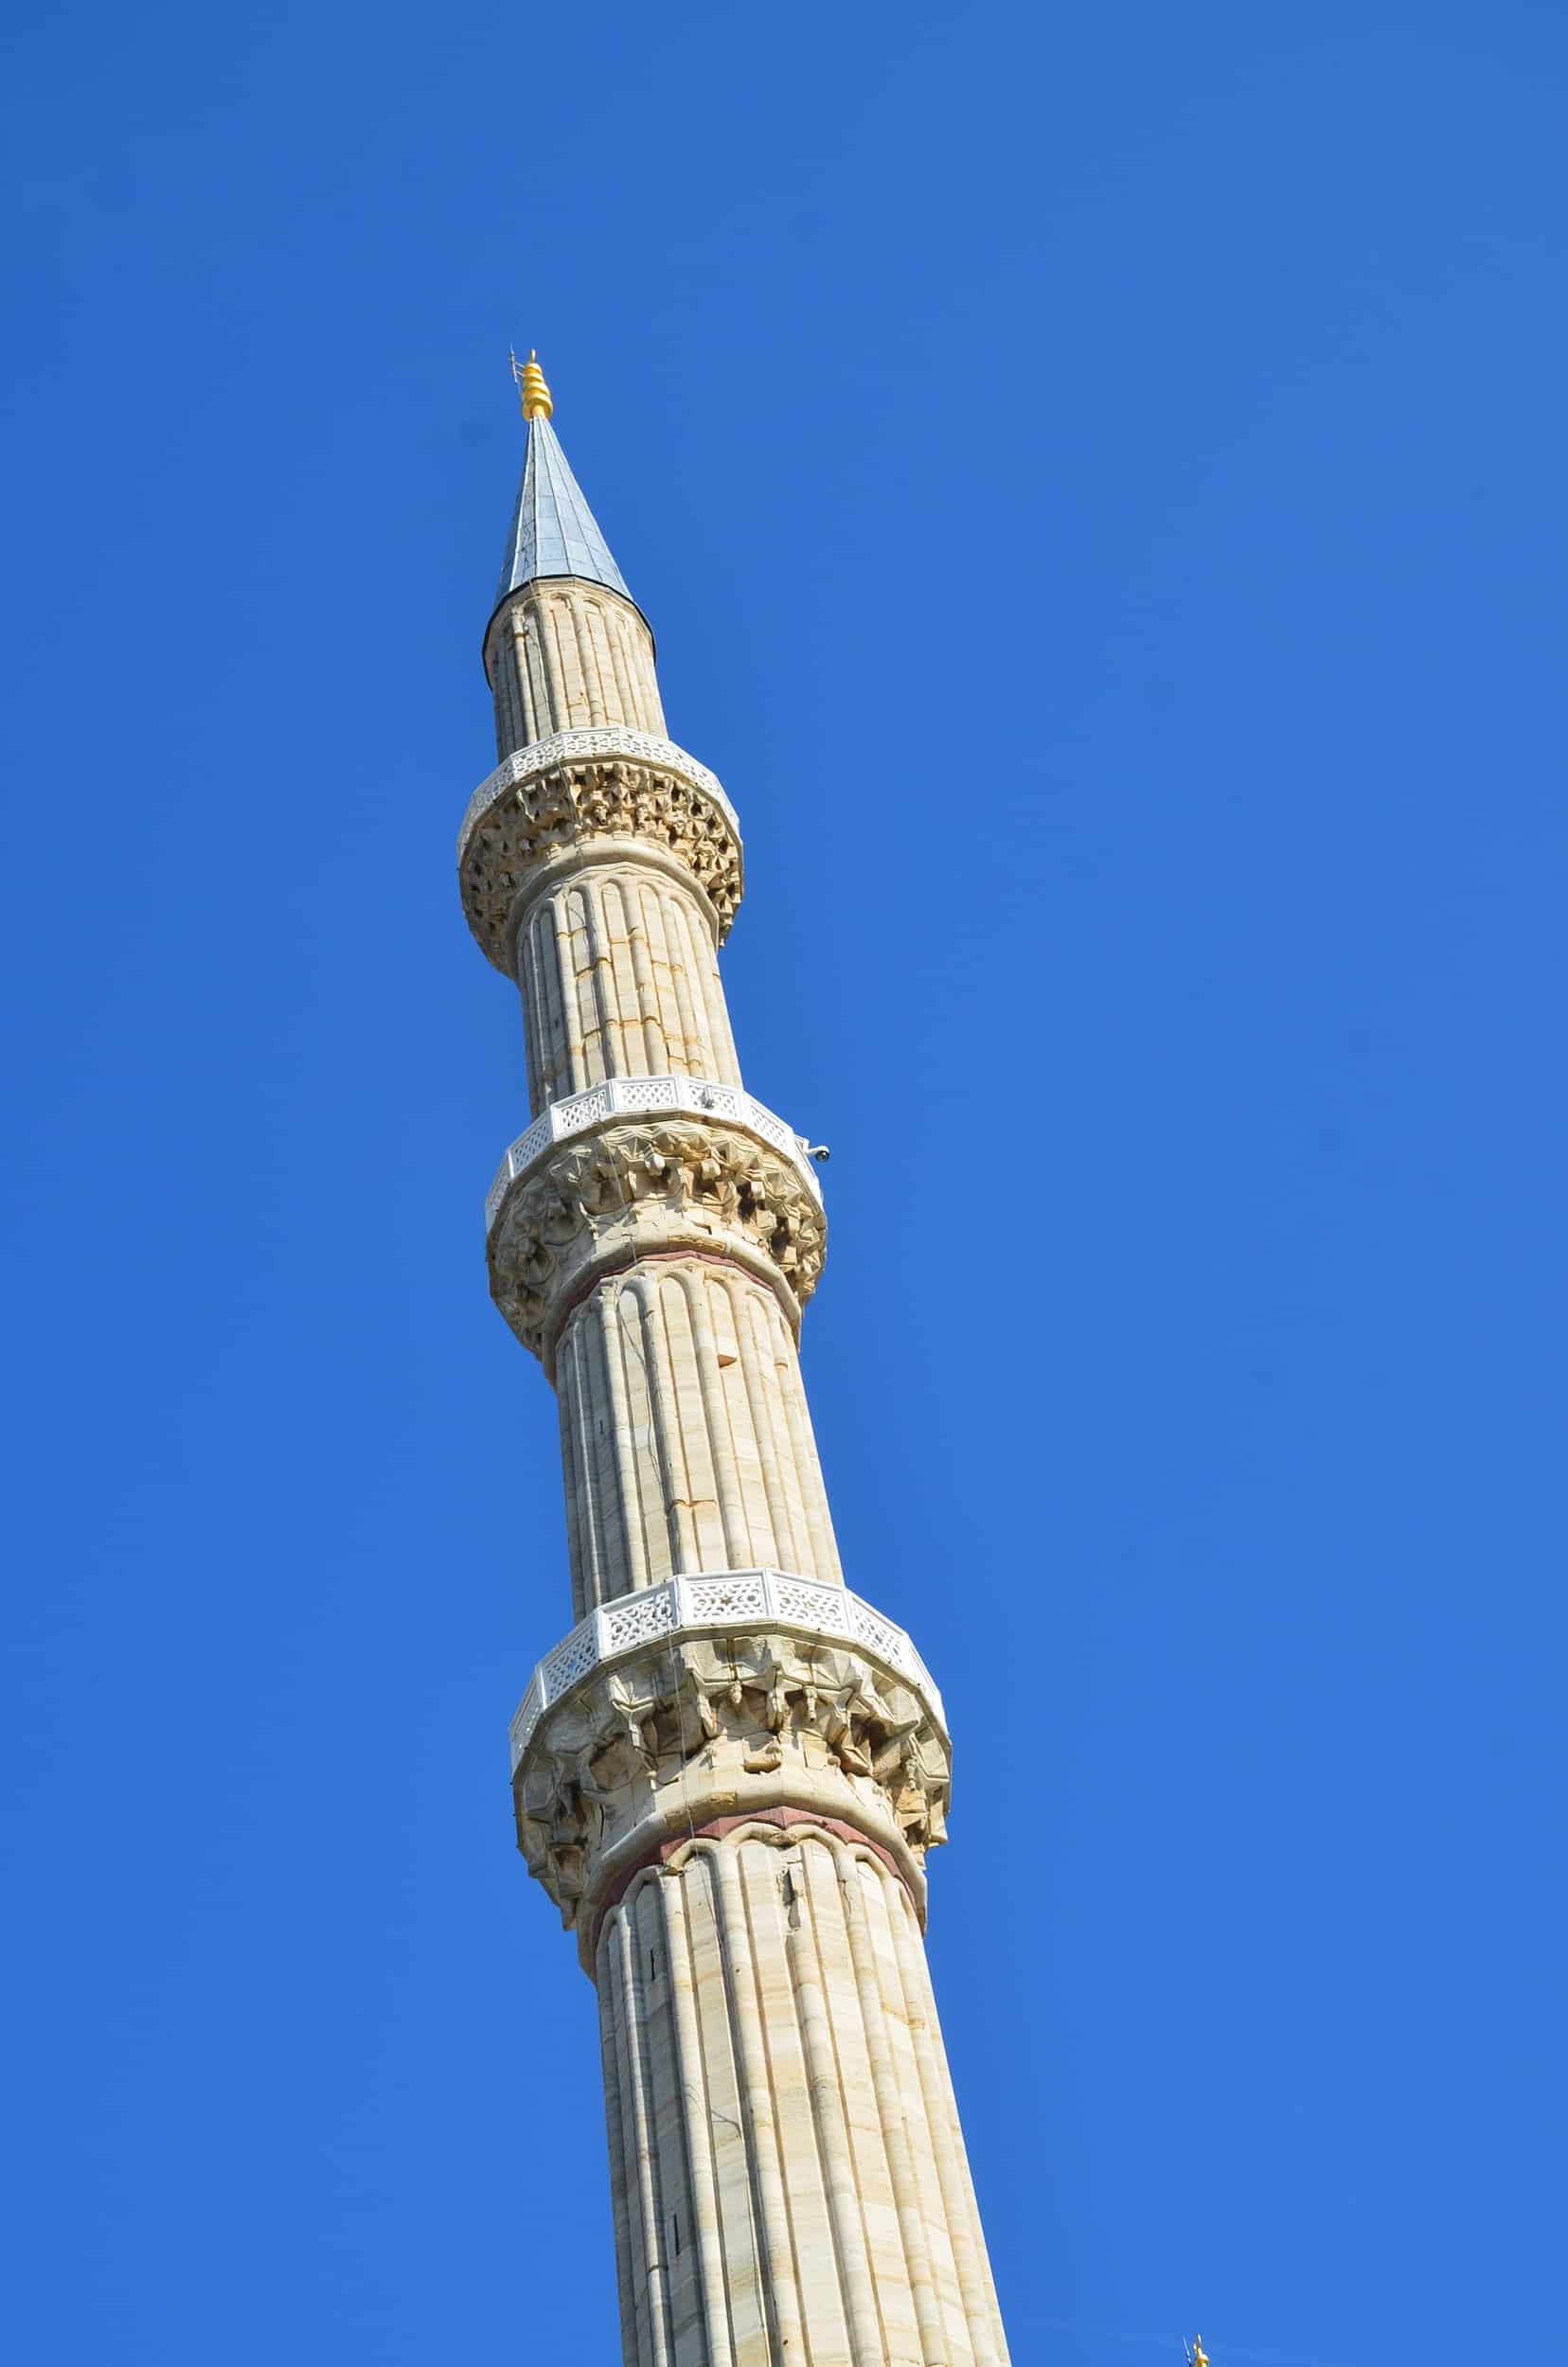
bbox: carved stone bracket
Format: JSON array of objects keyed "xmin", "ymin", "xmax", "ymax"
[
  {"xmin": 458, "ymin": 729, "xmax": 743, "ymax": 974},
  {"xmin": 511, "ymin": 1606, "xmax": 951, "ymax": 1971},
  {"xmin": 488, "ymin": 1114, "xmax": 828, "ymax": 1361}
]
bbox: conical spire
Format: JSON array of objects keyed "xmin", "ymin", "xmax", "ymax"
[{"xmin": 496, "ymin": 353, "xmax": 633, "ymax": 609}]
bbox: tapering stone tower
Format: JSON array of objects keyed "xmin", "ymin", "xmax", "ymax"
[{"xmin": 458, "ymin": 353, "xmax": 1010, "ymax": 2367}]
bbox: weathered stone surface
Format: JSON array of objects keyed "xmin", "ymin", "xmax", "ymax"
[
  {"xmin": 460, "ymin": 756, "xmax": 742, "ymax": 970},
  {"xmin": 514, "ymin": 1626, "xmax": 950, "ymax": 1955},
  {"xmin": 597, "ymin": 1825, "xmax": 1010, "ymax": 2367},
  {"xmin": 514, "ymin": 860, "xmax": 741, "ymax": 1105},
  {"xmin": 488, "ymin": 1121, "xmax": 827, "ymax": 1361},
  {"xmin": 463, "ymin": 403, "xmax": 1012, "ymax": 2364},
  {"xmin": 555, "ymin": 1269, "xmax": 843, "ymax": 1612},
  {"xmin": 484, "ymin": 578, "xmax": 667, "ymax": 751}
]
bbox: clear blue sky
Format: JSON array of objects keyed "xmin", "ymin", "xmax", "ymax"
[{"xmin": 4, "ymin": 3, "xmax": 1564, "ymax": 2360}]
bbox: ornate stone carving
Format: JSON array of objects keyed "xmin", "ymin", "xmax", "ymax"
[
  {"xmin": 511, "ymin": 1570, "xmax": 944, "ymax": 1764},
  {"xmin": 489, "ymin": 1116, "xmax": 828, "ymax": 1358},
  {"xmin": 458, "ymin": 734, "xmax": 744, "ymax": 975},
  {"xmin": 485, "ymin": 1074, "xmax": 822, "ymax": 1231},
  {"xmin": 513, "ymin": 1619, "xmax": 952, "ymax": 1964}
]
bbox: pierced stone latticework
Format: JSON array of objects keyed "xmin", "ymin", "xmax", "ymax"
[
  {"xmin": 509, "ymin": 1571, "xmax": 944, "ymax": 1766},
  {"xmin": 486, "ymin": 1074, "xmax": 821, "ymax": 1230},
  {"xmin": 458, "ymin": 729, "xmax": 743, "ymax": 974}
]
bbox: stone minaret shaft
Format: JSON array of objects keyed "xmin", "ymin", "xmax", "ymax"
[{"xmin": 459, "ymin": 355, "xmax": 1010, "ymax": 2367}]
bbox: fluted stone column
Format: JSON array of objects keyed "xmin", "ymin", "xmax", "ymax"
[
  {"xmin": 599, "ymin": 1831, "xmax": 1007, "ymax": 2367},
  {"xmin": 459, "ymin": 356, "xmax": 1010, "ymax": 2365},
  {"xmin": 486, "ymin": 577, "xmax": 667, "ymax": 754},
  {"xmin": 556, "ymin": 1259, "xmax": 842, "ymax": 1616},
  {"xmin": 514, "ymin": 860, "xmax": 740, "ymax": 1107}
]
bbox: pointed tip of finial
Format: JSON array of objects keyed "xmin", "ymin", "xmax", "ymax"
[{"xmin": 510, "ymin": 346, "xmax": 553, "ymax": 422}]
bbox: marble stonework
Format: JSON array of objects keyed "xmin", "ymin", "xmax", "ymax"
[{"xmin": 459, "ymin": 368, "xmax": 1011, "ymax": 2366}]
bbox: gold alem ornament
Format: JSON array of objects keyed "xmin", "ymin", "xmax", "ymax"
[
  {"xmin": 1185, "ymin": 2340, "xmax": 1210, "ymax": 2367},
  {"xmin": 509, "ymin": 345, "xmax": 552, "ymax": 419}
]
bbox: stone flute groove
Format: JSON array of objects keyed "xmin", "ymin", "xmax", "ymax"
[
  {"xmin": 462, "ymin": 359, "xmax": 1010, "ymax": 2363},
  {"xmin": 556, "ymin": 1260, "xmax": 842, "ymax": 1611},
  {"xmin": 597, "ymin": 1827, "xmax": 1008, "ymax": 2367},
  {"xmin": 487, "ymin": 578, "xmax": 667, "ymax": 754},
  {"xmin": 517, "ymin": 863, "xmax": 740, "ymax": 1107}
]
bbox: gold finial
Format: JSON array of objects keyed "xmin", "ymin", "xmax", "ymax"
[
  {"xmin": 510, "ymin": 347, "xmax": 553, "ymax": 421},
  {"xmin": 1187, "ymin": 2340, "xmax": 1209, "ymax": 2367}
]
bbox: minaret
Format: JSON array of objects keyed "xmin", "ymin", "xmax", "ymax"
[{"xmin": 459, "ymin": 352, "xmax": 1011, "ymax": 2367}]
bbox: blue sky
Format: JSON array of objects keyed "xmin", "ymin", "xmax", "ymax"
[{"xmin": 4, "ymin": 2, "xmax": 1565, "ymax": 2360}]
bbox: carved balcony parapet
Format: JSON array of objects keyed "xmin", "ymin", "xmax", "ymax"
[
  {"xmin": 487, "ymin": 1112, "xmax": 828, "ymax": 1365},
  {"xmin": 458, "ymin": 728, "xmax": 743, "ymax": 974},
  {"xmin": 485, "ymin": 1076, "xmax": 826, "ymax": 1360},
  {"xmin": 508, "ymin": 1570, "xmax": 950, "ymax": 1970},
  {"xmin": 486, "ymin": 1074, "xmax": 822, "ymax": 1228},
  {"xmin": 511, "ymin": 1571, "xmax": 944, "ymax": 1762}
]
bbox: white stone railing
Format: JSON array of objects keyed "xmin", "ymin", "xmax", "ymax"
[
  {"xmin": 485, "ymin": 1074, "xmax": 824, "ymax": 1233},
  {"xmin": 508, "ymin": 1570, "xmax": 944, "ymax": 1772},
  {"xmin": 458, "ymin": 726, "xmax": 740, "ymax": 857}
]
